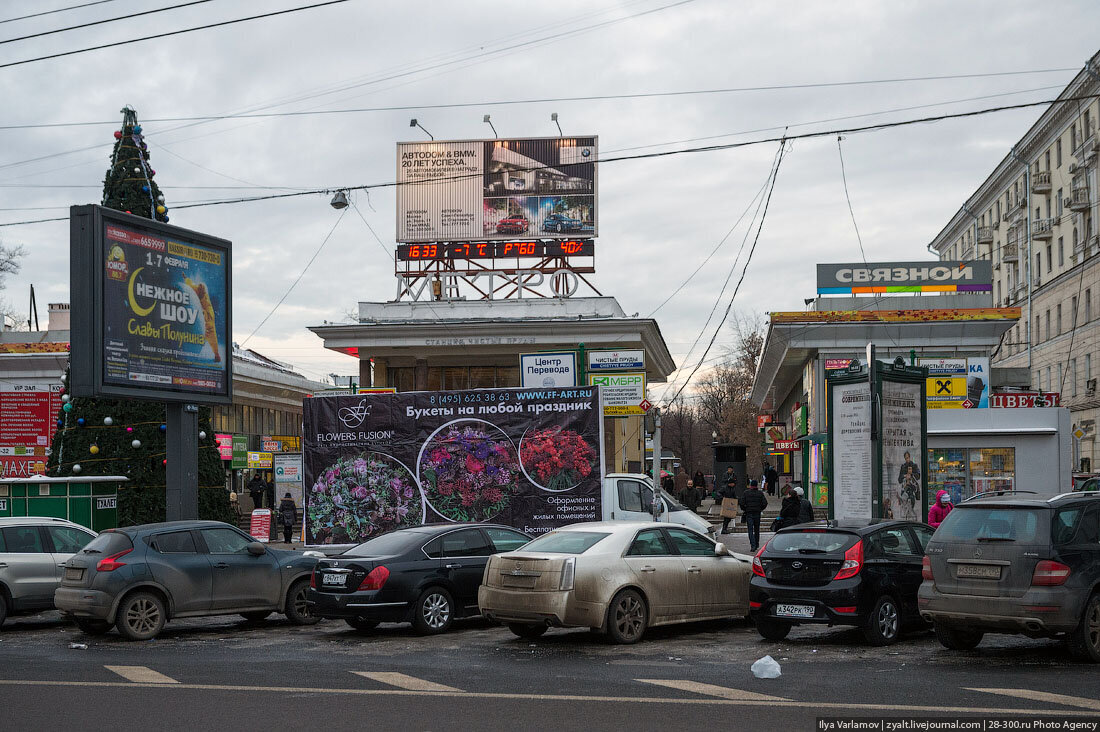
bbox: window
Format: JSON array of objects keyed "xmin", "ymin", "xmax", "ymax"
[
  {"xmin": 1046, "ymin": 366, "xmax": 1052, "ymax": 391},
  {"xmin": 483, "ymin": 527, "xmax": 530, "ymax": 553},
  {"xmin": 1088, "ymin": 354, "xmax": 1093, "ymax": 382},
  {"xmin": 937, "ymin": 507, "xmax": 1039, "ymax": 543},
  {"xmin": 867, "ymin": 527, "xmax": 918, "ymax": 558},
  {"xmin": 1071, "ymin": 359, "xmax": 1078, "ymax": 397},
  {"xmin": 1034, "ymin": 316, "xmax": 1040, "ymax": 342},
  {"xmin": 627, "ymin": 529, "xmax": 673, "ymax": 556},
  {"xmin": 1087, "ymin": 289, "xmax": 1092, "ymax": 321},
  {"xmin": 1036, "ymin": 254, "xmax": 1042, "ymax": 281},
  {"xmin": 153, "ymin": 531, "xmax": 198, "ymax": 554},
  {"xmin": 1046, "ymin": 197, "xmax": 1051, "ymax": 220},
  {"xmin": 440, "ymin": 529, "xmax": 492, "ymax": 557},
  {"xmin": 444, "ymin": 367, "xmax": 468, "ymax": 391},
  {"xmin": 1057, "ymin": 138, "xmax": 1063, "ymax": 167},
  {"xmin": 469, "ymin": 366, "xmax": 495, "ymax": 389},
  {"xmin": 666, "ymin": 528, "xmax": 716, "ymax": 556},
  {"xmin": 518, "ymin": 531, "xmax": 610, "ymax": 555},
  {"xmin": 1045, "ymin": 310, "xmax": 1051, "ymax": 340},
  {"xmin": 1058, "ymin": 189, "xmax": 1064, "ymax": 216},
  {"xmin": 201, "ymin": 528, "xmax": 253, "ymax": 554},
  {"xmin": 1047, "ymin": 244, "xmax": 1052, "ymax": 272},
  {"xmin": 1072, "ymin": 124, "xmax": 1077, "ymax": 150},
  {"xmin": 910, "ymin": 525, "xmax": 935, "ymax": 552},
  {"xmin": 1, "ymin": 526, "xmax": 45, "ymax": 553},
  {"xmin": 1057, "ymin": 304, "xmax": 1062, "ymax": 335},
  {"xmin": 1072, "ymin": 296, "xmax": 1078, "ymax": 326},
  {"xmin": 46, "ymin": 526, "xmax": 95, "ymax": 554},
  {"xmin": 617, "ymin": 479, "xmax": 654, "ymax": 513},
  {"xmin": 996, "ymin": 201, "xmax": 1002, "ymax": 220},
  {"xmin": 1059, "ymin": 238, "xmax": 1065, "ymax": 267},
  {"xmin": 1045, "ymin": 150, "xmax": 1051, "ymax": 171}
]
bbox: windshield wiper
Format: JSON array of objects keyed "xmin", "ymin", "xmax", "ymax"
[
  {"xmin": 82, "ymin": 549, "xmax": 101, "ymax": 554},
  {"xmin": 976, "ymin": 536, "xmax": 1015, "ymax": 542}
]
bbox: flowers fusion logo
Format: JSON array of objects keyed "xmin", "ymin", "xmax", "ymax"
[{"xmin": 338, "ymin": 399, "xmax": 372, "ymax": 429}]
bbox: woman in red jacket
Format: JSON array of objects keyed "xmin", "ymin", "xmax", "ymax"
[{"xmin": 927, "ymin": 489, "xmax": 954, "ymax": 528}]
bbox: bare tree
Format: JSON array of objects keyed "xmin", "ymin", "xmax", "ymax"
[{"xmin": 0, "ymin": 240, "xmax": 26, "ymax": 330}]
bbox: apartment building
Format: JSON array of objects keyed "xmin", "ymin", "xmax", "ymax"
[{"xmin": 929, "ymin": 50, "xmax": 1100, "ymax": 472}]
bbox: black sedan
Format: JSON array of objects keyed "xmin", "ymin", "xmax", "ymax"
[
  {"xmin": 55, "ymin": 520, "xmax": 321, "ymax": 640},
  {"xmin": 309, "ymin": 524, "xmax": 530, "ymax": 634},
  {"xmin": 749, "ymin": 519, "xmax": 934, "ymax": 645}
]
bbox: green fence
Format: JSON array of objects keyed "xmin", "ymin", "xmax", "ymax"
[{"xmin": 0, "ymin": 477, "xmax": 126, "ymax": 532}]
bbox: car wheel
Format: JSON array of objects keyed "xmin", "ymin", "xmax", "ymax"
[
  {"xmin": 606, "ymin": 589, "xmax": 647, "ymax": 644},
  {"xmin": 116, "ymin": 592, "xmax": 166, "ymax": 641},
  {"xmin": 74, "ymin": 619, "xmax": 112, "ymax": 636},
  {"xmin": 0, "ymin": 593, "xmax": 8, "ymax": 627},
  {"xmin": 507, "ymin": 623, "xmax": 547, "ymax": 639},
  {"xmin": 345, "ymin": 617, "xmax": 380, "ymax": 632},
  {"xmin": 863, "ymin": 596, "xmax": 901, "ymax": 646},
  {"xmin": 412, "ymin": 587, "xmax": 453, "ymax": 635},
  {"xmin": 933, "ymin": 622, "xmax": 984, "ymax": 651},
  {"xmin": 240, "ymin": 611, "xmax": 273, "ymax": 622},
  {"xmin": 755, "ymin": 616, "xmax": 792, "ymax": 641},
  {"xmin": 1068, "ymin": 593, "xmax": 1100, "ymax": 662},
  {"xmin": 284, "ymin": 579, "xmax": 320, "ymax": 626}
]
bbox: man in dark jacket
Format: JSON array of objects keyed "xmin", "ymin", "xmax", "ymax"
[
  {"xmin": 681, "ymin": 480, "xmax": 701, "ymax": 513},
  {"xmin": 717, "ymin": 477, "xmax": 738, "ymax": 534},
  {"xmin": 247, "ymin": 473, "xmax": 265, "ymax": 510},
  {"xmin": 737, "ymin": 479, "xmax": 768, "ymax": 551},
  {"xmin": 764, "ymin": 463, "xmax": 779, "ymax": 496},
  {"xmin": 278, "ymin": 492, "xmax": 297, "ymax": 544},
  {"xmin": 795, "ymin": 486, "xmax": 814, "ymax": 524},
  {"xmin": 778, "ymin": 485, "xmax": 801, "ymax": 529}
]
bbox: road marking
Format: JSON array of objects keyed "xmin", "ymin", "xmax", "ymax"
[
  {"xmin": 967, "ymin": 688, "xmax": 1100, "ymax": 711},
  {"xmin": 103, "ymin": 666, "xmax": 178, "ymax": 684},
  {"xmin": 353, "ymin": 672, "xmax": 461, "ymax": 692},
  {"xmin": 637, "ymin": 679, "xmax": 789, "ymax": 701},
  {"xmin": 0, "ymin": 679, "xmax": 1095, "ymax": 716}
]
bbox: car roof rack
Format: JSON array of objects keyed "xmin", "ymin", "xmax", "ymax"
[
  {"xmin": 1047, "ymin": 491, "xmax": 1100, "ymax": 503},
  {"xmin": 962, "ymin": 490, "xmax": 1039, "ymax": 503}
]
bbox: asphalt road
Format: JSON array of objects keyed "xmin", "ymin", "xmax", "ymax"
[{"xmin": 1, "ymin": 606, "xmax": 1099, "ymax": 731}]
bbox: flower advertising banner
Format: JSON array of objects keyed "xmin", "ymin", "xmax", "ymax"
[{"xmin": 303, "ymin": 386, "xmax": 603, "ymax": 546}]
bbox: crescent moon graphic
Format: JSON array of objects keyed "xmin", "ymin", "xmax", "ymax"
[{"xmin": 127, "ymin": 267, "xmax": 156, "ymax": 316}]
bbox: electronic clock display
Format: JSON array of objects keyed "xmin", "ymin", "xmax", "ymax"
[{"xmin": 397, "ymin": 240, "xmax": 594, "ymax": 260}]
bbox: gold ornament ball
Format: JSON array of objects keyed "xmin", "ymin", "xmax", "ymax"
[
  {"xmin": 156, "ymin": 205, "xmax": 166, "ymax": 214},
  {"xmin": 90, "ymin": 445, "xmax": 100, "ymax": 455}
]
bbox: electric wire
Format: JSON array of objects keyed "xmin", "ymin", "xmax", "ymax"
[
  {"xmin": 0, "ymin": 0, "xmax": 119, "ymax": 25},
  {"xmin": 0, "ymin": 0, "xmax": 216, "ymax": 45},
  {"xmin": 0, "ymin": 0, "xmax": 350, "ymax": 70}
]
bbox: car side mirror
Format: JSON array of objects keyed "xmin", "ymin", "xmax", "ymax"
[
  {"xmin": 714, "ymin": 542, "xmax": 729, "ymax": 556},
  {"xmin": 247, "ymin": 542, "xmax": 266, "ymax": 556}
]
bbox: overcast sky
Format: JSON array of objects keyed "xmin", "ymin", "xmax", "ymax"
[{"xmin": 1, "ymin": 0, "xmax": 1098, "ymax": 392}]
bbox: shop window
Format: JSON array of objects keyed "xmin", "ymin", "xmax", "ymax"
[
  {"xmin": 969, "ymin": 448, "xmax": 1015, "ymax": 496},
  {"xmin": 927, "ymin": 448, "xmax": 1015, "ymax": 503}
]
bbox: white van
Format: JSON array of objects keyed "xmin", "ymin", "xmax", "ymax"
[{"xmin": 601, "ymin": 473, "xmax": 716, "ymax": 537}]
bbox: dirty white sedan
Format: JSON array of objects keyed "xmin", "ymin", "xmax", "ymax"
[{"xmin": 478, "ymin": 521, "xmax": 751, "ymax": 644}]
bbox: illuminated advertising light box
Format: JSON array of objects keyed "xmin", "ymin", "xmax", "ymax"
[
  {"xmin": 69, "ymin": 205, "xmax": 232, "ymax": 405},
  {"xmin": 396, "ymin": 137, "xmax": 597, "ymax": 243}
]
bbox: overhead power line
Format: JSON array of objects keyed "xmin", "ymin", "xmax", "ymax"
[
  {"xmin": 0, "ymin": 68, "xmax": 1077, "ymax": 130},
  {"xmin": 0, "ymin": 0, "xmax": 216, "ymax": 45},
  {"xmin": 0, "ymin": 0, "xmax": 349, "ymax": 70},
  {"xmin": 4, "ymin": 90, "xmax": 1100, "ymax": 228},
  {"xmin": 0, "ymin": 0, "xmax": 119, "ymax": 25}
]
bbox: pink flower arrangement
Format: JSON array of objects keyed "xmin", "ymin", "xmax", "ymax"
[
  {"xmin": 520, "ymin": 427, "xmax": 597, "ymax": 491},
  {"xmin": 420, "ymin": 423, "xmax": 519, "ymax": 521}
]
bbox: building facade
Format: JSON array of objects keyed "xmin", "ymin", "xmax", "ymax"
[{"xmin": 929, "ymin": 50, "xmax": 1100, "ymax": 471}]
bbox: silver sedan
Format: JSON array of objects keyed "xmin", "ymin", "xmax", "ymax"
[{"xmin": 478, "ymin": 521, "xmax": 751, "ymax": 644}]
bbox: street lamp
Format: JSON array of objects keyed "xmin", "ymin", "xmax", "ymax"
[
  {"xmin": 551, "ymin": 112, "xmax": 563, "ymax": 137},
  {"xmin": 483, "ymin": 114, "xmax": 498, "ymax": 138},
  {"xmin": 329, "ymin": 190, "xmax": 348, "ymax": 210},
  {"xmin": 409, "ymin": 118, "xmax": 433, "ymax": 140}
]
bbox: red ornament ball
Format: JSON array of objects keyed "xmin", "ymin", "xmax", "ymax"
[
  {"xmin": 162, "ymin": 459, "xmax": 167, "ymax": 466},
  {"xmin": 125, "ymin": 210, "xmax": 131, "ymax": 214},
  {"xmin": 113, "ymin": 131, "xmax": 122, "ymax": 140}
]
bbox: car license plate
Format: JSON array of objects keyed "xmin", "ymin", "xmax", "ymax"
[
  {"xmin": 322, "ymin": 573, "xmax": 347, "ymax": 586},
  {"xmin": 64, "ymin": 567, "xmax": 84, "ymax": 581},
  {"xmin": 775, "ymin": 604, "xmax": 815, "ymax": 618},
  {"xmin": 956, "ymin": 564, "xmax": 1001, "ymax": 579}
]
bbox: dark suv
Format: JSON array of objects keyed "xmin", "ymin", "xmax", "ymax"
[
  {"xmin": 749, "ymin": 519, "xmax": 934, "ymax": 645},
  {"xmin": 919, "ymin": 492, "xmax": 1100, "ymax": 661},
  {"xmin": 55, "ymin": 521, "xmax": 320, "ymax": 640}
]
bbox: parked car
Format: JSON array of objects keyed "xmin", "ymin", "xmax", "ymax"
[
  {"xmin": 0, "ymin": 517, "xmax": 97, "ymax": 626},
  {"xmin": 919, "ymin": 491, "xmax": 1100, "ymax": 661},
  {"xmin": 309, "ymin": 524, "xmax": 531, "ymax": 634},
  {"xmin": 54, "ymin": 520, "xmax": 320, "ymax": 640},
  {"xmin": 495, "ymin": 215, "xmax": 529, "ymax": 234},
  {"xmin": 542, "ymin": 213, "xmax": 582, "ymax": 233},
  {"xmin": 479, "ymin": 521, "xmax": 752, "ymax": 644},
  {"xmin": 749, "ymin": 519, "xmax": 934, "ymax": 645}
]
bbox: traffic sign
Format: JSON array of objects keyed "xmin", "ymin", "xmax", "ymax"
[
  {"xmin": 962, "ymin": 398, "xmax": 974, "ymax": 409},
  {"xmin": 1074, "ymin": 427, "xmax": 1086, "ymax": 440},
  {"xmin": 640, "ymin": 399, "xmax": 652, "ymax": 412}
]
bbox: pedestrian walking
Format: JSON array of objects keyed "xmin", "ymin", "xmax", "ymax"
[
  {"xmin": 777, "ymin": 485, "xmax": 801, "ymax": 529},
  {"xmin": 717, "ymin": 477, "xmax": 738, "ymax": 534},
  {"xmin": 681, "ymin": 480, "xmax": 702, "ymax": 513},
  {"xmin": 718, "ymin": 466, "xmax": 736, "ymax": 499},
  {"xmin": 673, "ymin": 469, "xmax": 689, "ymax": 500},
  {"xmin": 737, "ymin": 479, "xmax": 768, "ymax": 551},
  {"xmin": 927, "ymin": 489, "xmax": 954, "ymax": 528},
  {"xmin": 661, "ymin": 474, "xmax": 675, "ymax": 497},
  {"xmin": 795, "ymin": 486, "xmax": 814, "ymax": 524},
  {"xmin": 264, "ymin": 475, "xmax": 277, "ymax": 539},
  {"xmin": 692, "ymin": 471, "xmax": 707, "ymax": 496},
  {"xmin": 278, "ymin": 492, "xmax": 298, "ymax": 544},
  {"xmin": 247, "ymin": 473, "xmax": 265, "ymax": 510},
  {"xmin": 764, "ymin": 462, "xmax": 779, "ymax": 496}
]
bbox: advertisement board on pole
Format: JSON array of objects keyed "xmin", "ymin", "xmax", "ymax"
[
  {"xmin": 302, "ymin": 386, "xmax": 604, "ymax": 545},
  {"xmin": 247, "ymin": 451, "xmax": 273, "ymax": 469},
  {"xmin": 520, "ymin": 351, "xmax": 577, "ymax": 388},
  {"xmin": 396, "ymin": 137, "xmax": 597, "ymax": 243},
  {"xmin": 588, "ymin": 372, "xmax": 646, "ymax": 416},
  {"xmin": 249, "ymin": 509, "xmax": 271, "ymax": 543},
  {"xmin": 214, "ymin": 433, "xmax": 233, "ymax": 461},
  {"xmin": 830, "ymin": 381, "xmax": 873, "ymax": 522},
  {"xmin": 880, "ymin": 380, "xmax": 924, "ymax": 522},
  {"xmin": 920, "ymin": 357, "xmax": 990, "ymax": 409},
  {"xmin": 274, "ymin": 453, "xmax": 303, "ymax": 505},
  {"xmin": 587, "ymin": 349, "xmax": 644, "ymax": 371},
  {"xmin": 69, "ymin": 205, "xmax": 232, "ymax": 405},
  {"xmin": 230, "ymin": 435, "xmax": 248, "ymax": 469}
]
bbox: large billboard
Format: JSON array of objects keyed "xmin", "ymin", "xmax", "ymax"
[
  {"xmin": 70, "ymin": 205, "xmax": 232, "ymax": 405},
  {"xmin": 303, "ymin": 387, "xmax": 604, "ymax": 545},
  {"xmin": 816, "ymin": 261, "xmax": 993, "ymax": 295},
  {"xmin": 396, "ymin": 137, "xmax": 597, "ymax": 242}
]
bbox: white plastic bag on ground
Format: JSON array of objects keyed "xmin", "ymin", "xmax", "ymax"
[{"xmin": 751, "ymin": 655, "xmax": 781, "ymax": 679}]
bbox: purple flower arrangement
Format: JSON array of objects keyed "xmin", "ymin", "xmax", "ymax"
[
  {"xmin": 308, "ymin": 453, "xmax": 422, "ymax": 544},
  {"xmin": 420, "ymin": 422, "xmax": 520, "ymax": 522}
]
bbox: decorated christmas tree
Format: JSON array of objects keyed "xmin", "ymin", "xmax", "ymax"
[{"xmin": 46, "ymin": 107, "xmax": 232, "ymax": 526}]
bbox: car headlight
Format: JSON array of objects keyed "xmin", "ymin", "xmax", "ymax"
[{"xmin": 559, "ymin": 557, "xmax": 575, "ymax": 591}]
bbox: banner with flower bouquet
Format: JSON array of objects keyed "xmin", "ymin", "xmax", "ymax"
[{"xmin": 302, "ymin": 386, "xmax": 604, "ymax": 546}]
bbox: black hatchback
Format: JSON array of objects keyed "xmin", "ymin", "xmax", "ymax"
[
  {"xmin": 309, "ymin": 524, "xmax": 530, "ymax": 634},
  {"xmin": 749, "ymin": 519, "xmax": 934, "ymax": 645}
]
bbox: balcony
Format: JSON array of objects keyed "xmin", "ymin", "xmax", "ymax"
[
  {"xmin": 977, "ymin": 226, "xmax": 993, "ymax": 244},
  {"xmin": 1070, "ymin": 187, "xmax": 1091, "ymax": 212},
  {"xmin": 1031, "ymin": 217, "xmax": 1055, "ymax": 240},
  {"xmin": 1031, "ymin": 170, "xmax": 1052, "ymax": 194},
  {"xmin": 1002, "ymin": 242, "xmax": 1019, "ymax": 263},
  {"xmin": 961, "ymin": 246, "xmax": 975, "ymax": 261},
  {"xmin": 1073, "ymin": 131, "xmax": 1097, "ymax": 163}
]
